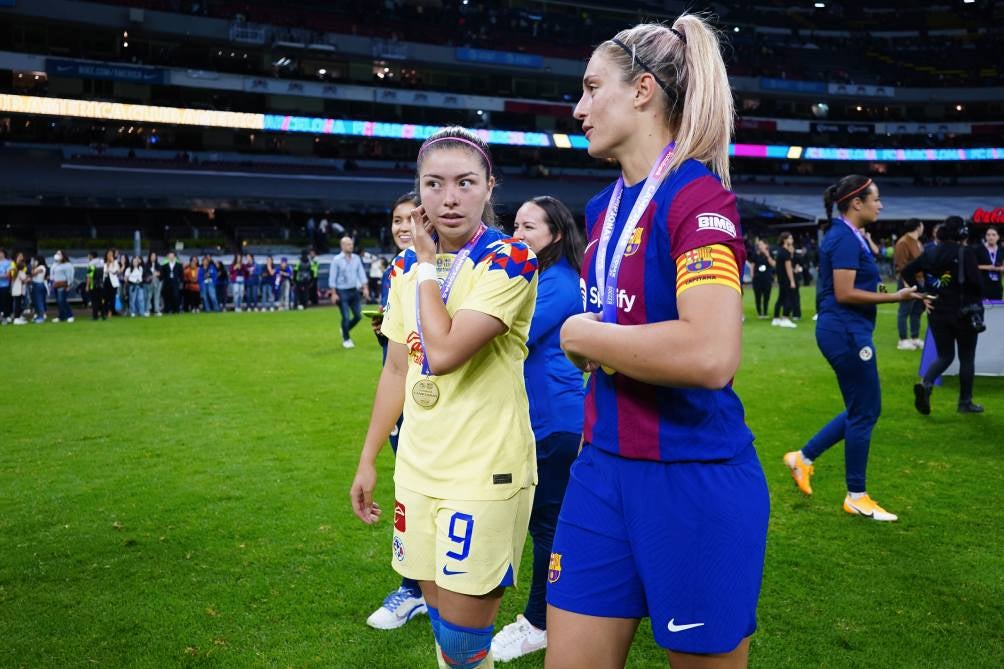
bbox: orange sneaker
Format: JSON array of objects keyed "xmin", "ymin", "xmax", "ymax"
[
  {"xmin": 783, "ymin": 451, "xmax": 814, "ymax": 495},
  {"xmin": 843, "ymin": 493, "xmax": 898, "ymax": 521}
]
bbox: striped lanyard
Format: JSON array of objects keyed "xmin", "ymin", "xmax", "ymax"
[{"xmin": 594, "ymin": 143, "xmax": 675, "ymax": 323}]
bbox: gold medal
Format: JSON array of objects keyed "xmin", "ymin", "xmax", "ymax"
[{"xmin": 412, "ymin": 377, "xmax": 440, "ymax": 409}]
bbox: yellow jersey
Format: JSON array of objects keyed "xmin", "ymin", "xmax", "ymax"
[{"xmin": 382, "ymin": 227, "xmax": 539, "ymax": 501}]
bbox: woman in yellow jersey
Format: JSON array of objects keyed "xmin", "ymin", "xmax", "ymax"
[{"xmin": 351, "ymin": 126, "xmax": 539, "ymax": 669}]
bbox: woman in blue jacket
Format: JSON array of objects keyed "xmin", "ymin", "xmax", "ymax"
[
  {"xmin": 491, "ymin": 195, "xmax": 584, "ymax": 662},
  {"xmin": 784, "ymin": 175, "xmax": 924, "ymax": 522}
]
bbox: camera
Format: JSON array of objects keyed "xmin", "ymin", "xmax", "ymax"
[{"xmin": 960, "ymin": 303, "xmax": 987, "ymax": 333}]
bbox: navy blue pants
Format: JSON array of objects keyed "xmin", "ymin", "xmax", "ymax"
[
  {"xmin": 337, "ymin": 288, "xmax": 362, "ymax": 341},
  {"xmin": 524, "ymin": 431, "xmax": 579, "ymax": 630},
  {"xmin": 802, "ymin": 324, "xmax": 881, "ymax": 493}
]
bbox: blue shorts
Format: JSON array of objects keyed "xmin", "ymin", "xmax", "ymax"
[{"xmin": 547, "ymin": 444, "xmax": 769, "ymax": 654}]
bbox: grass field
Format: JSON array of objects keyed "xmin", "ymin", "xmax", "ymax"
[{"xmin": 2, "ymin": 289, "xmax": 1002, "ymax": 668}]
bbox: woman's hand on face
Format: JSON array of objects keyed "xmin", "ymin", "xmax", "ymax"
[
  {"xmin": 350, "ymin": 461, "xmax": 381, "ymax": 524},
  {"xmin": 409, "ymin": 206, "xmax": 437, "ymax": 264}
]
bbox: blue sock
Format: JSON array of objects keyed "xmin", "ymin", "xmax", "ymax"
[
  {"xmin": 427, "ymin": 605, "xmax": 442, "ymax": 641},
  {"xmin": 437, "ymin": 617, "xmax": 493, "ymax": 669}
]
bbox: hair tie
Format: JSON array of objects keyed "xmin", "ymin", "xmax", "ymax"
[
  {"xmin": 836, "ymin": 178, "xmax": 874, "ymax": 204},
  {"xmin": 670, "ymin": 27, "xmax": 687, "ymax": 44},
  {"xmin": 610, "ymin": 38, "xmax": 678, "ymax": 108},
  {"xmin": 418, "ymin": 136, "xmax": 493, "ymax": 176}
]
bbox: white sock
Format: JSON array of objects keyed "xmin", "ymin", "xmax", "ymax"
[
  {"xmin": 800, "ymin": 451, "xmax": 813, "ymax": 465},
  {"xmin": 848, "ymin": 491, "xmax": 866, "ymax": 500}
]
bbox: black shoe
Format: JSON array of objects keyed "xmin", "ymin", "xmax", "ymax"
[
  {"xmin": 958, "ymin": 401, "xmax": 984, "ymax": 414},
  {"xmin": 913, "ymin": 383, "xmax": 931, "ymax": 415}
]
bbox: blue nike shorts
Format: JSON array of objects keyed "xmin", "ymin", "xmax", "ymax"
[{"xmin": 547, "ymin": 444, "xmax": 769, "ymax": 654}]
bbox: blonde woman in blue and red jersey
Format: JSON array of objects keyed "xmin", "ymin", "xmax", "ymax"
[
  {"xmin": 491, "ymin": 196, "xmax": 584, "ymax": 662},
  {"xmin": 546, "ymin": 15, "xmax": 768, "ymax": 669}
]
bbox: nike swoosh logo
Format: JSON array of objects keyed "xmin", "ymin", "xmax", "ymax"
[
  {"xmin": 667, "ymin": 619, "xmax": 705, "ymax": 632},
  {"xmin": 442, "ymin": 565, "xmax": 467, "ymax": 576}
]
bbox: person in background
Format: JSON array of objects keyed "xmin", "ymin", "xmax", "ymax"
[
  {"xmin": 276, "ymin": 256, "xmax": 293, "ymax": 310},
  {"xmin": 230, "ymin": 253, "xmax": 246, "ymax": 312},
  {"xmin": 51, "ymin": 249, "xmax": 76, "ymax": 323},
  {"xmin": 893, "ymin": 218, "xmax": 926, "ymax": 350},
  {"xmin": 214, "ymin": 259, "xmax": 229, "ymax": 310},
  {"xmin": 102, "ymin": 249, "xmax": 120, "ymax": 319},
  {"xmin": 751, "ymin": 239, "xmax": 775, "ymax": 319},
  {"xmin": 369, "ymin": 255, "xmax": 385, "ymax": 303},
  {"xmin": 116, "ymin": 254, "xmax": 129, "ymax": 313},
  {"xmin": 30, "ymin": 255, "xmax": 49, "ymax": 324},
  {"xmin": 784, "ymin": 175, "xmax": 923, "ymax": 523},
  {"xmin": 364, "ymin": 191, "xmax": 428, "ymax": 632},
  {"xmin": 772, "ymin": 232, "xmax": 798, "ymax": 328},
  {"xmin": 903, "ymin": 217, "xmax": 985, "ymax": 415},
  {"xmin": 295, "ymin": 250, "xmax": 314, "ymax": 310},
  {"xmin": 244, "ymin": 253, "xmax": 260, "ymax": 311},
  {"xmin": 183, "ymin": 256, "xmax": 201, "ymax": 312},
  {"xmin": 11, "ymin": 252, "xmax": 29, "ymax": 324},
  {"xmin": 80, "ymin": 251, "xmax": 96, "ymax": 310},
  {"xmin": 0, "ymin": 248, "xmax": 13, "ymax": 324},
  {"xmin": 329, "ymin": 236, "xmax": 370, "ymax": 348},
  {"xmin": 126, "ymin": 255, "xmax": 147, "ymax": 317},
  {"xmin": 975, "ymin": 226, "xmax": 1003, "ymax": 300},
  {"xmin": 261, "ymin": 256, "xmax": 278, "ymax": 311},
  {"xmin": 199, "ymin": 255, "xmax": 220, "ymax": 313},
  {"xmin": 493, "ymin": 195, "xmax": 584, "ymax": 662},
  {"xmin": 308, "ymin": 248, "xmax": 321, "ymax": 306},
  {"xmin": 162, "ymin": 251, "xmax": 184, "ymax": 314},
  {"xmin": 147, "ymin": 251, "xmax": 163, "ymax": 317}
]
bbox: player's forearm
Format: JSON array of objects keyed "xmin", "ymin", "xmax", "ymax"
[
  {"xmin": 562, "ymin": 319, "xmax": 740, "ymax": 389},
  {"xmin": 360, "ymin": 367, "xmax": 406, "ymax": 464}
]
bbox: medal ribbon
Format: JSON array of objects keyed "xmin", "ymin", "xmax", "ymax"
[
  {"xmin": 415, "ymin": 223, "xmax": 487, "ymax": 376},
  {"xmin": 840, "ymin": 217, "xmax": 872, "ymax": 254},
  {"xmin": 594, "ymin": 143, "xmax": 675, "ymax": 323},
  {"xmin": 988, "ymin": 245, "xmax": 999, "ymax": 281}
]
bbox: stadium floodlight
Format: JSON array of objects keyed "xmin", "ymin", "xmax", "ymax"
[{"xmin": 814, "ymin": 2, "xmax": 825, "ymax": 7}]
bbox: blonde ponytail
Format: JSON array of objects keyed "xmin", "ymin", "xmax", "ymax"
[
  {"xmin": 598, "ymin": 14, "xmax": 734, "ymax": 189},
  {"xmin": 669, "ymin": 15, "xmax": 734, "ymax": 189}
]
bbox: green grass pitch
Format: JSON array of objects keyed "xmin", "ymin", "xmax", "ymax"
[{"xmin": 1, "ymin": 289, "xmax": 1001, "ymax": 668}]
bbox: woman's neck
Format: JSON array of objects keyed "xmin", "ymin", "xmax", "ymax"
[
  {"xmin": 438, "ymin": 222, "xmax": 480, "ymax": 253},
  {"xmin": 616, "ymin": 125, "xmax": 675, "ymax": 187}
]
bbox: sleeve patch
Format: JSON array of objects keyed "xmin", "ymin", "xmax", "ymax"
[
  {"xmin": 483, "ymin": 241, "xmax": 538, "ymax": 282},
  {"xmin": 675, "ymin": 244, "xmax": 741, "ymax": 296}
]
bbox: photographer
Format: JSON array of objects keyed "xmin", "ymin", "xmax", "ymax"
[{"xmin": 901, "ymin": 216, "xmax": 985, "ymax": 415}]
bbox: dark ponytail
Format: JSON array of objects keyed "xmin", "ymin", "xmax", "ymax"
[{"xmin": 823, "ymin": 175, "xmax": 874, "ymax": 221}]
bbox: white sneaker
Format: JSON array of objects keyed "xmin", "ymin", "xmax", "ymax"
[
  {"xmin": 365, "ymin": 587, "xmax": 427, "ymax": 630},
  {"xmin": 297, "ymin": 305, "xmax": 304, "ymax": 311},
  {"xmin": 897, "ymin": 339, "xmax": 916, "ymax": 351},
  {"xmin": 67, "ymin": 317, "xmax": 75, "ymax": 323},
  {"xmin": 912, "ymin": 338, "xmax": 924, "ymax": 350},
  {"xmin": 343, "ymin": 339, "xmax": 355, "ymax": 349},
  {"xmin": 492, "ymin": 614, "xmax": 547, "ymax": 662},
  {"xmin": 770, "ymin": 318, "xmax": 781, "ymax": 326},
  {"xmin": 14, "ymin": 317, "xmax": 27, "ymax": 325},
  {"xmin": 52, "ymin": 318, "xmax": 60, "ymax": 323},
  {"xmin": 779, "ymin": 318, "xmax": 798, "ymax": 328}
]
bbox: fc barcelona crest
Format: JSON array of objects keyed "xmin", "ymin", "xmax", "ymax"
[
  {"xmin": 548, "ymin": 553, "xmax": 562, "ymax": 583},
  {"xmin": 624, "ymin": 228, "xmax": 644, "ymax": 257}
]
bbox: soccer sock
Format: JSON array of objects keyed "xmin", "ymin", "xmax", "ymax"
[
  {"xmin": 848, "ymin": 491, "xmax": 866, "ymax": 500},
  {"xmin": 800, "ymin": 450, "xmax": 813, "ymax": 465},
  {"xmin": 437, "ymin": 618, "xmax": 494, "ymax": 669}
]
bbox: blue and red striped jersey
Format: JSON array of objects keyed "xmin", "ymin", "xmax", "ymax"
[{"xmin": 581, "ymin": 158, "xmax": 754, "ymax": 462}]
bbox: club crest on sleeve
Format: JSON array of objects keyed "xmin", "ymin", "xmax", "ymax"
[
  {"xmin": 484, "ymin": 240, "xmax": 538, "ymax": 282},
  {"xmin": 684, "ymin": 247, "xmax": 715, "ymax": 272},
  {"xmin": 697, "ymin": 213, "xmax": 737, "ymax": 238}
]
